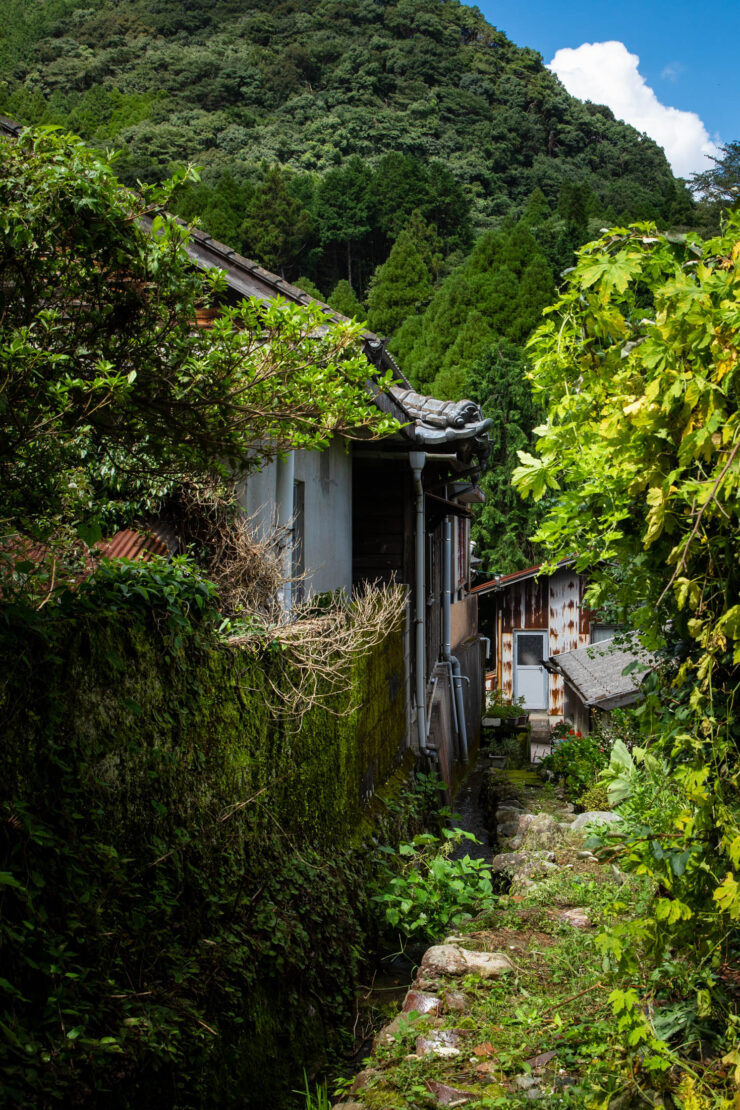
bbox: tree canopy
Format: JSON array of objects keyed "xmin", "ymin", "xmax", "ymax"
[
  {"xmin": 514, "ymin": 217, "xmax": 740, "ymax": 671},
  {"xmin": 0, "ymin": 128, "xmax": 397, "ymax": 553},
  {"xmin": 0, "ymin": 0, "xmax": 690, "ymax": 302},
  {"xmin": 392, "ymin": 218, "xmax": 556, "ymax": 399},
  {"xmin": 464, "ymin": 340, "xmax": 543, "ymax": 574},
  {"xmin": 690, "ymin": 141, "xmax": 740, "ymax": 235}
]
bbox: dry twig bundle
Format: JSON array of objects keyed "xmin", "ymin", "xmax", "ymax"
[
  {"xmin": 231, "ymin": 581, "xmax": 407, "ymax": 726},
  {"xmin": 165, "ymin": 478, "xmax": 289, "ymax": 619}
]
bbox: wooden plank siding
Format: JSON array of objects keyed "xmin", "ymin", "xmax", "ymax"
[{"xmin": 352, "ymin": 459, "xmax": 409, "ymax": 586}]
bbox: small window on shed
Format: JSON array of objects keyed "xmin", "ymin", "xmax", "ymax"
[{"xmin": 591, "ymin": 623, "xmax": 619, "ymax": 644}]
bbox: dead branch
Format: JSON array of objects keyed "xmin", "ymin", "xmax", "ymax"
[
  {"xmin": 230, "ymin": 580, "xmax": 407, "ymax": 726},
  {"xmin": 164, "ymin": 477, "xmax": 291, "ymax": 619}
]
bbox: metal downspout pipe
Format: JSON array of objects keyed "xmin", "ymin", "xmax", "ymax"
[
  {"xmin": 441, "ymin": 517, "xmax": 459, "ymax": 744},
  {"xmin": 443, "ymin": 516, "xmax": 469, "ymax": 762},
  {"xmin": 409, "ymin": 451, "xmax": 428, "ymax": 754}
]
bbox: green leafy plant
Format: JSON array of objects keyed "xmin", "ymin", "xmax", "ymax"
[
  {"xmin": 296, "ymin": 1071, "xmax": 332, "ymax": 1110},
  {"xmin": 515, "ymin": 213, "xmax": 740, "ymax": 1063},
  {"xmin": 579, "ymin": 781, "xmax": 610, "ymax": 811},
  {"xmin": 372, "ymin": 828, "xmax": 495, "ymax": 942},
  {"xmin": 0, "ymin": 127, "xmax": 399, "ymax": 591},
  {"xmin": 540, "ymin": 732, "xmax": 610, "ymax": 801}
]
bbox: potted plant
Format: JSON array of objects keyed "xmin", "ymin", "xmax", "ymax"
[{"xmin": 484, "ymin": 690, "xmax": 528, "ymax": 728}]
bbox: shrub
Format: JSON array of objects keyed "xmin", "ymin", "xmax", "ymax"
[
  {"xmin": 372, "ymin": 829, "xmax": 495, "ymax": 942},
  {"xmin": 540, "ymin": 731, "xmax": 610, "ymax": 801}
]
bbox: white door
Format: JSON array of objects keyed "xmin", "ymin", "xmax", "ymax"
[{"xmin": 514, "ymin": 631, "xmax": 548, "ymax": 710}]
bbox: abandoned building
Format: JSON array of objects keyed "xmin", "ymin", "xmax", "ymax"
[{"xmin": 473, "ymin": 561, "xmax": 649, "ymax": 733}]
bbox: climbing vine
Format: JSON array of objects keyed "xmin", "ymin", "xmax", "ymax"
[{"xmin": 514, "ymin": 216, "xmax": 740, "ymax": 1071}]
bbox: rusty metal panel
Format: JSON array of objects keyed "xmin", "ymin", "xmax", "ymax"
[
  {"xmin": 525, "ymin": 575, "xmax": 548, "ymax": 629},
  {"xmin": 549, "ymin": 568, "xmax": 581, "ymax": 717},
  {"xmin": 578, "ymin": 575, "xmax": 592, "ymax": 637},
  {"xmin": 501, "ymin": 632, "xmax": 514, "ymax": 699},
  {"xmin": 500, "ymin": 589, "xmax": 514, "ymax": 634},
  {"xmin": 549, "ymin": 568, "xmax": 580, "ymax": 659},
  {"xmin": 549, "ymin": 671, "xmax": 564, "ymax": 717},
  {"xmin": 98, "ymin": 528, "xmax": 171, "ymax": 561}
]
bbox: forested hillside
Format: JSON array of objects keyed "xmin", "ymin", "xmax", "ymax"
[
  {"xmin": 0, "ymin": 0, "xmax": 691, "ymax": 281},
  {"xmin": 0, "ymin": 0, "xmax": 697, "ymax": 571}
]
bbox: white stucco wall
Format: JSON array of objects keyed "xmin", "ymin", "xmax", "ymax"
[{"xmin": 238, "ymin": 439, "xmax": 353, "ymax": 598}]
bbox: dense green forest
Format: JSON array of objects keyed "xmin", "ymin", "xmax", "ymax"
[{"xmin": 0, "ymin": 0, "xmax": 698, "ymax": 571}]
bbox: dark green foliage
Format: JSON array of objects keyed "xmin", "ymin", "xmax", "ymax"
[
  {"xmin": 327, "ymin": 278, "xmax": 364, "ymax": 318},
  {"xmin": 393, "ymin": 220, "xmax": 556, "ymax": 399},
  {"xmin": 0, "ymin": 0, "xmax": 690, "ymax": 294},
  {"xmin": 318, "ymin": 156, "xmax": 371, "ymax": 288},
  {"xmin": 240, "ymin": 165, "xmax": 314, "ymax": 275},
  {"xmin": 0, "ymin": 569, "xmax": 409, "ymax": 1108},
  {"xmin": 464, "ymin": 341, "xmax": 543, "ymax": 575},
  {"xmin": 294, "ymin": 275, "xmax": 324, "ymax": 300},
  {"xmin": 539, "ymin": 729, "xmax": 611, "ymax": 802},
  {"xmin": 0, "ymin": 129, "xmax": 396, "ymax": 561},
  {"xmin": 175, "ymin": 171, "xmax": 255, "ymax": 251},
  {"xmin": 366, "ymin": 211, "xmax": 441, "ymax": 336}
]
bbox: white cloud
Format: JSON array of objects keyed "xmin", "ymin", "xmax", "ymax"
[
  {"xmin": 548, "ymin": 41, "xmax": 719, "ymax": 177},
  {"xmin": 660, "ymin": 61, "xmax": 684, "ymax": 84}
]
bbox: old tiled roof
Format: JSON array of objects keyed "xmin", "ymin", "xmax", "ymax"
[
  {"xmin": 546, "ymin": 636, "xmax": 655, "ymax": 711},
  {"xmin": 2, "ymin": 115, "xmax": 490, "ymax": 462},
  {"xmin": 168, "ymin": 224, "xmax": 492, "ymax": 461},
  {"xmin": 0, "ymin": 115, "xmax": 21, "ymax": 137}
]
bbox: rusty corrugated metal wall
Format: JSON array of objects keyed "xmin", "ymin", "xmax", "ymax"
[
  {"xmin": 495, "ymin": 569, "xmax": 590, "ymax": 716},
  {"xmin": 548, "ymin": 568, "xmax": 581, "ymax": 717},
  {"xmin": 498, "ymin": 575, "xmax": 548, "ymax": 700}
]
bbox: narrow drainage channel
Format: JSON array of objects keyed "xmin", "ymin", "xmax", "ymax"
[
  {"xmin": 321, "ymin": 746, "xmax": 534, "ymax": 1107},
  {"xmin": 336, "ymin": 750, "xmax": 500, "ymax": 1085},
  {"xmin": 449, "ymin": 746, "xmax": 494, "ymax": 862}
]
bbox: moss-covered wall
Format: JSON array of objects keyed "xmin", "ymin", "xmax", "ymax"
[
  {"xmin": 7, "ymin": 610, "xmax": 406, "ymax": 848},
  {"xmin": 0, "ymin": 606, "xmax": 408, "ymax": 1108}
]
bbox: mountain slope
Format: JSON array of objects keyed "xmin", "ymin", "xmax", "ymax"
[{"xmin": 0, "ymin": 0, "xmax": 688, "ymax": 234}]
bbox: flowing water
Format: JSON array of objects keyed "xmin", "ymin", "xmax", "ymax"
[{"xmin": 449, "ymin": 748, "xmax": 493, "ymax": 861}]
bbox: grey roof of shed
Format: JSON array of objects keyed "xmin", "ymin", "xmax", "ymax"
[{"xmin": 546, "ymin": 637, "xmax": 655, "ymax": 711}]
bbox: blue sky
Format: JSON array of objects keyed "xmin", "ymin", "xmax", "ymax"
[{"xmin": 477, "ymin": 1, "xmax": 738, "ymax": 175}]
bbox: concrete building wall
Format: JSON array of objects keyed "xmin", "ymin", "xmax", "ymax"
[
  {"xmin": 238, "ymin": 439, "xmax": 353, "ymax": 599},
  {"xmin": 295, "ymin": 441, "xmax": 353, "ymax": 596}
]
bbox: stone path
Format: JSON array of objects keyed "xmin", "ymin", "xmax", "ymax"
[{"xmin": 333, "ymin": 763, "xmax": 623, "ymax": 1109}]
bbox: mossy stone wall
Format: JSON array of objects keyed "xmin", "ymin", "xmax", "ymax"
[{"xmin": 0, "ymin": 608, "xmax": 408, "ymax": 1108}]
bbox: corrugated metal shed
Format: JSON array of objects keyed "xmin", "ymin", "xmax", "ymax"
[
  {"xmin": 97, "ymin": 524, "xmax": 178, "ymax": 561},
  {"xmin": 472, "ymin": 558, "xmax": 574, "ymax": 595}
]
